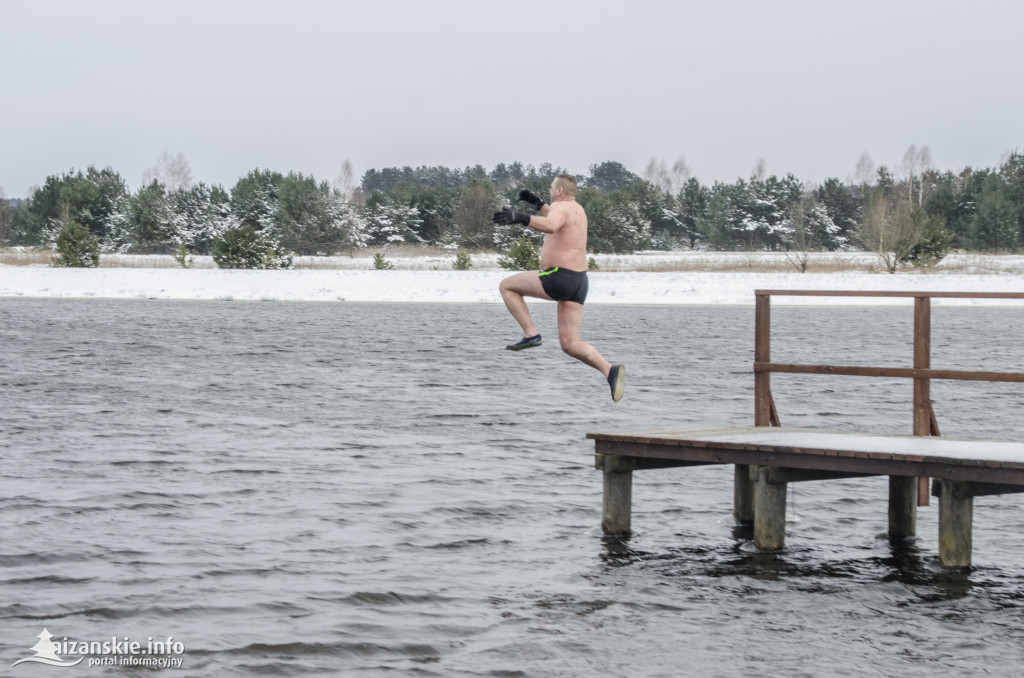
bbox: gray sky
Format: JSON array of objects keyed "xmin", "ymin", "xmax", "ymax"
[{"xmin": 2, "ymin": 0, "xmax": 1022, "ymax": 198}]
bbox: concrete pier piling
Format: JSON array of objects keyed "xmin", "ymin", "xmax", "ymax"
[
  {"xmin": 599, "ymin": 455, "xmax": 633, "ymax": 536},
  {"xmin": 888, "ymin": 475, "xmax": 918, "ymax": 538},
  {"xmin": 752, "ymin": 465, "xmax": 787, "ymax": 549}
]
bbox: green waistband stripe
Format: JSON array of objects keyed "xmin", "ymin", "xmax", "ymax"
[{"xmin": 538, "ymin": 267, "xmax": 559, "ymax": 276}]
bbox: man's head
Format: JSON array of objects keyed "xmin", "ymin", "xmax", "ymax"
[{"xmin": 549, "ymin": 174, "xmax": 577, "ymax": 201}]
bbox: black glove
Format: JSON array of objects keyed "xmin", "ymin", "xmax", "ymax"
[
  {"xmin": 492, "ymin": 207, "xmax": 531, "ymax": 226},
  {"xmin": 517, "ymin": 188, "xmax": 546, "ymax": 210}
]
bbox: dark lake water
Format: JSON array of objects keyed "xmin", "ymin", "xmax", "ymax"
[{"xmin": 2, "ymin": 298, "xmax": 1023, "ymax": 676}]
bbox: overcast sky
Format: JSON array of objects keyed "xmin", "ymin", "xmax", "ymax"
[{"xmin": 2, "ymin": 0, "xmax": 1023, "ymax": 198}]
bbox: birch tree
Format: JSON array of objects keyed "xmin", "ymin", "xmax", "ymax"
[
  {"xmin": 859, "ymin": 194, "xmax": 927, "ymax": 273},
  {"xmin": 142, "ymin": 151, "xmax": 194, "ymax": 193}
]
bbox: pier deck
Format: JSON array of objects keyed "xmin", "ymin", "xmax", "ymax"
[
  {"xmin": 589, "ymin": 291, "xmax": 1024, "ymax": 568},
  {"xmin": 589, "ymin": 426, "xmax": 1024, "ymax": 568}
]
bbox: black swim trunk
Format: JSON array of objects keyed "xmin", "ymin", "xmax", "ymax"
[{"xmin": 538, "ymin": 266, "xmax": 589, "ymax": 305}]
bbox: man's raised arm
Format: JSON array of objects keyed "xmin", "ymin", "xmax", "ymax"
[
  {"xmin": 492, "ymin": 205, "xmax": 566, "ymax": 234},
  {"xmin": 518, "ymin": 189, "xmax": 550, "ymax": 217}
]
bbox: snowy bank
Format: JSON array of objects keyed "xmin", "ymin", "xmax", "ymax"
[{"xmin": 2, "ymin": 265, "xmax": 1023, "ymax": 306}]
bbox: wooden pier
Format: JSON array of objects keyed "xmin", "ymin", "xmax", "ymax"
[{"xmin": 588, "ymin": 290, "xmax": 1024, "ymax": 568}]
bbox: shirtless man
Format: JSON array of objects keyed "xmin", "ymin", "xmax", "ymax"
[{"xmin": 492, "ymin": 174, "xmax": 625, "ymax": 402}]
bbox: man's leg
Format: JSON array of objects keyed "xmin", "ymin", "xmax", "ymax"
[
  {"xmin": 500, "ymin": 271, "xmax": 551, "ymax": 338},
  {"xmin": 556, "ymin": 301, "xmax": 612, "ymax": 377}
]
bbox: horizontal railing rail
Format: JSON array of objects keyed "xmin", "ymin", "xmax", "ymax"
[
  {"xmin": 755, "ymin": 290, "xmax": 1024, "ymax": 299},
  {"xmin": 753, "ymin": 364, "xmax": 1024, "ymax": 383}
]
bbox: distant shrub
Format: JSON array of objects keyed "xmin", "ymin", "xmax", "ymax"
[
  {"xmin": 173, "ymin": 244, "xmax": 193, "ymax": 269},
  {"xmin": 452, "ymin": 250, "xmax": 473, "ymax": 270},
  {"xmin": 497, "ymin": 237, "xmax": 540, "ymax": 271},
  {"xmin": 51, "ymin": 221, "xmax": 100, "ymax": 268},
  {"xmin": 902, "ymin": 217, "xmax": 953, "ymax": 268},
  {"xmin": 588, "ymin": 256, "xmax": 599, "ymax": 271},
  {"xmin": 373, "ymin": 252, "xmax": 394, "ymax": 270},
  {"xmin": 212, "ymin": 225, "xmax": 292, "ymax": 269}
]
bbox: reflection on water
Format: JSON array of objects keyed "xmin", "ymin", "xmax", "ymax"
[{"xmin": 1, "ymin": 299, "xmax": 1023, "ymax": 677}]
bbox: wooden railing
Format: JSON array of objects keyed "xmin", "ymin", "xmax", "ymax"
[{"xmin": 753, "ymin": 290, "xmax": 1024, "ymax": 504}]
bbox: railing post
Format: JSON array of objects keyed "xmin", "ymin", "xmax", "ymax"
[
  {"xmin": 754, "ymin": 293, "xmax": 772, "ymax": 427},
  {"xmin": 913, "ymin": 296, "xmax": 932, "ymax": 507},
  {"xmin": 737, "ymin": 293, "xmax": 773, "ymax": 523}
]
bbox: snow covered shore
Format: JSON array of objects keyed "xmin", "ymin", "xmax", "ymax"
[{"xmin": 2, "ymin": 252, "xmax": 1023, "ymax": 306}]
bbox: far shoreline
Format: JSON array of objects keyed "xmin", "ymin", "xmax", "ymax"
[
  {"xmin": 5, "ymin": 247, "xmax": 1024, "ymax": 275},
  {"xmin": 3, "ymin": 262, "xmax": 1024, "ymax": 307}
]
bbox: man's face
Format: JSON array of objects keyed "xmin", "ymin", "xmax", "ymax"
[{"xmin": 549, "ymin": 180, "xmax": 561, "ymax": 202}]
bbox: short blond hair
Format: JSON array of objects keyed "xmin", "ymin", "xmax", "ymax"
[{"xmin": 553, "ymin": 174, "xmax": 577, "ymax": 198}]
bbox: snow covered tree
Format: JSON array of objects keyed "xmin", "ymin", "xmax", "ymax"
[
  {"xmin": 168, "ymin": 183, "xmax": 233, "ymax": 254},
  {"xmin": 814, "ymin": 177, "xmax": 860, "ymax": 247},
  {"xmin": 230, "ymin": 169, "xmax": 284, "ymax": 232},
  {"xmin": 492, "ymin": 218, "xmax": 542, "ymax": 252},
  {"xmin": 51, "ymin": 207, "xmax": 100, "ymax": 267},
  {"xmin": 11, "ymin": 167, "xmax": 129, "ymax": 247},
  {"xmin": 276, "ymin": 173, "xmax": 344, "ymax": 255},
  {"xmin": 606, "ymin": 180, "xmax": 680, "ymax": 250},
  {"xmin": 211, "ymin": 225, "xmax": 292, "ymax": 269},
  {"xmin": 778, "ymin": 197, "xmax": 844, "ymax": 271},
  {"xmin": 697, "ymin": 184, "xmax": 746, "ymax": 250},
  {"xmin": 364, "ymin": 197, "xmax": 423, "ymax": 247},
  {"xmin": 327, "ymin": 191, "xmax": 369, "ymax": 250},
  {"xmin": 970, "ymin": 174, "xmax": 1018, "ymax": 251},
  {"xmin": 581, "ymin": 188, "xmax": 652, "ymax": 253},
  {"xmin": 129, "ymin": 180, "xmax": 176, "ymax": 253},
  {"xmin": 102, "ymin": 191, "xmax": 134, "ymax": 253},
  {"xmin": 409, "ymin": 186, "xmax": 458, "ymax": 244},
  {"xmin": 677, "ymin": 177, "xmax": 709, "ymax": 249},
  {"xmin": 0, "ymin": 186, "xmax": 10, "ymax": 246},
  {"xmin": 998, "ymin": 151, "xmax": 1024, "ymax": 244},
  {"xmin": 738, "ymin": 174, "xmax": 803, "ymax": 250},
  {"xmin": 585, "ymin": 161, "xmax": 640, "ymax": 192}
]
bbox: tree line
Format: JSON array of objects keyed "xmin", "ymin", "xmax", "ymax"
[{"xmin": 2, "ymin": 148, "xmax": 1023, "ymax": 270}]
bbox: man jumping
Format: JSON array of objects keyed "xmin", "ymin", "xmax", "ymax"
[{"xmin": 493, "ymin": 174, "xmax": 625, "ymax": 402}]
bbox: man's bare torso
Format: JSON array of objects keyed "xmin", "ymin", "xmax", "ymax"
[{"xmin": 540, "ymin": 200, "xmax": 588, "ymax": 271}]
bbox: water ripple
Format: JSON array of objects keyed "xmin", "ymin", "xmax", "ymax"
[{"xmin": 2, "ymin": 300, "xmax": 1023, "ymax": 676}]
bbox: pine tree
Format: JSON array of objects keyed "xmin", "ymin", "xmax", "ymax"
[
  {"xmin": 129, "ymin": 180, "xmax": 176, "ymax": 253},
  {"xmin": 452, "ymin": 250, "xmax": 473, "ymax": 270},
  {"xmin": 103, "ymin": 192, "xmax": 133, "ymax": 253},
  {"xmin": 372, "ymin": 252, "xmax": 394, "ymax": 269},
  {"xmin": 677, "ymin": 177, "xmax": 709, "ymax": 249},
  {"xmin": 970, "ymin": 178, "xmax": 1019, "ymax": 251},
  {"xmin": 497, "ymin": 237, "xmax": 540, "ymax": 270},
  {"xmin": 169, "ymin": 183, "xmax": 232, "ymax": 254},
  {"xmin": 51, "ymin": 218, "xmax": 100, "ymax": 267},
  {"xmin": 364, "ymin": 198, "xmax": 423, "ymax": 246},
  {"xmin": 211, "ymin": 225, "xmax": 292, "ymax": 269}
]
